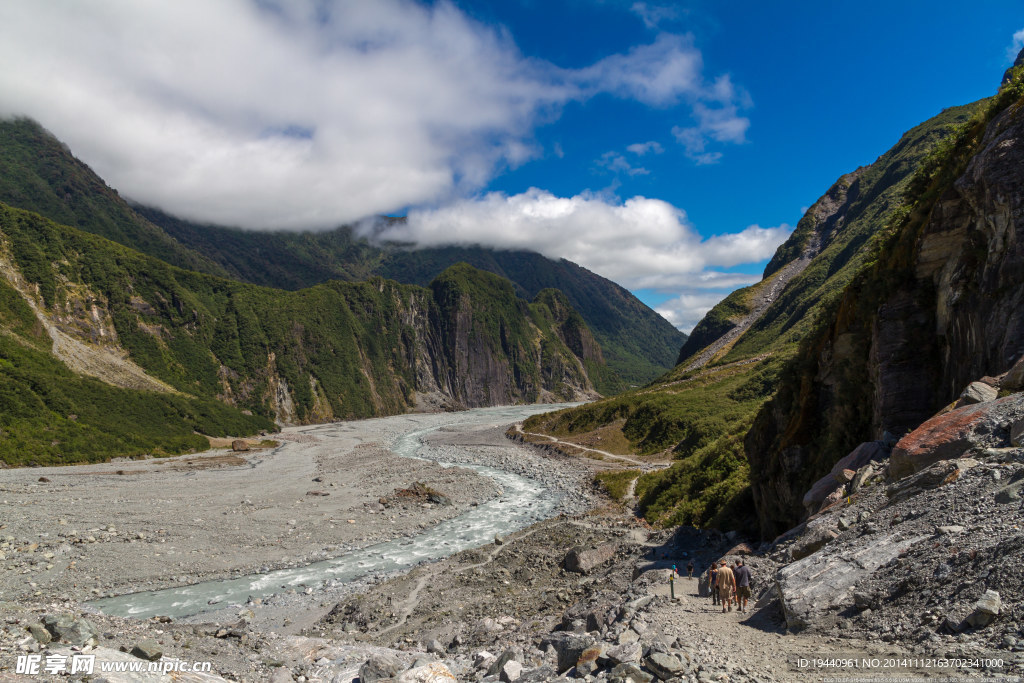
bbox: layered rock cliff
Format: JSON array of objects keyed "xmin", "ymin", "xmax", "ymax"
[{"xmin": 746, "ymin": 68, "xmax": 1024, "ymax": 538}]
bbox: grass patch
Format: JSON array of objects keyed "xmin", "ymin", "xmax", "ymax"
[{"xmin": 595, "ymin": 469, "xmax": 642, "ymax": 502}]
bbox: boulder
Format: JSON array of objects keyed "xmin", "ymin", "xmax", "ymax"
[
  {"xmin": 643, "ymin": 652, "xmax": 687, "ymax": 680},
  {"xmin": 1012, "ymin": 418, "xmax": 1024, "ymax": 447},
  {"xmin": 890, "ymin": 394, "xmax": 1024, "ymax": 480},
  {"xmin": 231, "ymin": 440, "xmax": 250, "ymax": 452},
  {"xmin": 996, "ymin": 475, "xmax": 1024, "ymax": 504},
  {"xmin": 517, "ymin": 666, "xmax": 557, "ymax": 682},
  {"xmin": 1003, "ymin": 355, "xmax": 1024, "ymax": 391},
  {"xmin": 609, "ymin": 663, "xmax": 654, "ymax": 683},
  {"xmin": 563, "ymin": 542, "xmax": 617, "ymax": 574},
  {"xmin": 803, "ymin": 441, "xmax": 887, "ymax": 513},
  {"xmin": 789, "ymin": 520, "xmax": 839, "ymax": 561},
  {"xmin": 396, "ymin": 662, "xmax": 457, "ymax": 682},
  {"xmin": 499, "ymin": 660, "xmax": 523, "ymax": 683},
  {"xmin": 41, "ymin": 614, "xmax": 99, "ymax": 646},
  {"xmin": 802, "ymin": 473, "xmax": 842, "ymax": 514},
  {"xmin": 602, "ymin": 641, "xmax": 642, "ymax": 665},
  {"xmin": 777, "ymin": 532, "xmax": 929, "ymax": 630},
  {"xmin": 955, "ymin": 381, "xmax": 999, "ymax": 407},
  {"xmin": 360, "ymin": 653, "xmax": 404, "ymax": 682},
  {"xmin": 27, "ymin": 623, "xmax": 50, "ymax": 644},
  {"xmin": 486, "ymin": 649, "xmax": 518, "ymax": 678},
  {"xmin": 130, "ymin": 639, "xmax": 163, "ymax": 661},
  {"xmin": 965, "ymin": 590, "xmax": 1001, "ymax": 628},
  {"xmin": 834, "ymin": 468, "xmax": 856, "ymax": 484},
  {"xmin": 540, "ymin": 632, "xmax": 596, "ymax": 673}
]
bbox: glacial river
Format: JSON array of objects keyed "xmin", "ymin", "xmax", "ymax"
[{"xmin": 90, "ymin": 403, "xmax": 575, "ymax": 619}]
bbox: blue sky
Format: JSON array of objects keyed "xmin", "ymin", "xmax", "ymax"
[{"xmin": 0, "ymin": 1, "xmax": 1021, "ymax": 330}]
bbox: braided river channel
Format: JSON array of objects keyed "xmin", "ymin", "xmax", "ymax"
[{"xmin": 89, "ymin": 403, "xmax": 577, "ymax": 620}]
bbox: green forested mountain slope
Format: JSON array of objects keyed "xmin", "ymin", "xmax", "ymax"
[
  {"xmin": 0, "ymin": 203, "xmax": 602, "ymax": 465},
  {"xmin": 0, "ymin": 117, "xmax": 684, "ymax": 389},
  {"xmin": 525, "ymin": 98, "xmax": 984, "ymax": 533},
  {"xmin": 139, "ymin": 209, "xmax": 681, "ymax": 388},
  {"xmin": 0, "ymin": 118, "xmax": 229, "ymax": 279}
]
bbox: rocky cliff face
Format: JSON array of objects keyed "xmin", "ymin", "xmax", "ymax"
[{"xmin": 746, "ymin": 74, "xmax": 1024, "ymax": 539}]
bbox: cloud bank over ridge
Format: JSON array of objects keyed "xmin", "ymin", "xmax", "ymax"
[{"xmin": 0, "ymin": 0, "xmax": 750, "ymax": 231}]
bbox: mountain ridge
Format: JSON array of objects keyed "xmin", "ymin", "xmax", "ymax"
[
  {"xmin": 0, "ymin": 116, "xmax": 685, "ymax": 390},
  {"xmin": 0, "ymin": 202, "xmax": 604, "ymax": 465}
]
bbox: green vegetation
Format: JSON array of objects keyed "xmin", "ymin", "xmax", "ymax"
[
  {"xmin": 0, "ymin": 121, "xmax": 685, "ymax": 390},
  {"xmin": 0, "ymin": 331, "xmax": 273, "ymax": 466},
  {"xmin": 526, "ymin": 96, "xmax": 990, "ymax": 534},
  {"xmin": 0, "ymin": 203, "xmax": 603, "ymax": 463},
  {"xmin": 745, "ymin": 68, "xmax": 1024, "ymax": 530},
  {"xmin": 0, "ymin": 118, "xmax": 227, "ymax": 278},
  {"xmin": 594, "ymin": 469, "xmax": 641, "ymax": 502}
]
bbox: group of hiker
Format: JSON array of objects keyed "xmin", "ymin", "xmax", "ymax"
[{"xmin": 703, "ymin": 558, "xmax": 752, "ymax": 613}]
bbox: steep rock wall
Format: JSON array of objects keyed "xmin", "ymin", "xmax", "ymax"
[{"xmin": 746, "ymin": 96, "xmax": 1024, "ymax": 539}]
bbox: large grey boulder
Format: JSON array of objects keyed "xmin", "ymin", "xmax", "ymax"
[
  {"xmin": 776, "ymin": 532, "xmax": 929, "ymax": 630},
  {"xmin": 965, "ymin": 590, "xmax": 1001, "ymax": 628},
  {"xmin": 540, "ymin": 632, "xmax": 596, "ymax": 673},
  {"xmin": 955, "ymin": 381, "xmax": 999, "ymax": 407},
  {"xmin": 643, "ymin": 652, "xmax": 688, "ymax": 680},
  {"xmin": 1003, "ymin": 355, "xmax": 1024, "ymax": 391},
  {"xmin": 42, "ymin": 614, "xmax": 99, "ymax": 646},
  {"xmin": 563, "ymin": 543, "xmax": 617, "ymax": 574},
  {"xmin": 789, "ymin": 519, "xmax": 839, "ymax": 561},
  {"xmin": 359, "ymin": 653, "xmax": 404, "ymax": 682}
]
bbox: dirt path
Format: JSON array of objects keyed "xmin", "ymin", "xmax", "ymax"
[{"xmin": 514, "ymin": 423, "xmax": 659, "ymax": 470}]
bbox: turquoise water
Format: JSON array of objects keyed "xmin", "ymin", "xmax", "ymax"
[{"xmin": 90, "ymin": 404, "xmax": 571, "ymax": 619}]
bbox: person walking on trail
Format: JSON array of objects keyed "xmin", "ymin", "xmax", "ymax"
[
  {"xmin": 733, "ymin": 559, "xmax": 752, "ymax": 613},
  {"xmin": 709, "ymin": 564, "xmax": 719, "ymax": 605},
  {"xmin": 715, "ymin": 560, "xmax": 736, "ymax": 613},
  {"xmin": 687, "ymin": 560, "xmax": 694, "ymax": 578}
]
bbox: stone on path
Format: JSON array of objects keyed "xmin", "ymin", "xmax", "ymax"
[
  {"xmin": 359, "ymin": 653, "xmax": 404, "ymax": 682},
  {"xmin": 42, "ymin": 613, "xmax": 99, "ymax": 646},
  {"xmin": 966, "ymin": 589, "xmax": 1001, "ymax": 628},
  {"xmin": 563, "ymin": 542, "xmax": 617, "ymax": 574},
  {"xmin": 130, "ymin": 638, "xmax": 163, "ymax": 661}
]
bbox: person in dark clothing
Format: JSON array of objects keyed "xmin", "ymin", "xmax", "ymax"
[
  {"xmin": 733, "ymin": 559, "xmax": 752, "ymax": 613},
  {"xmin": 687, "ymin": 560, "xmax": 694, "ymax": 578},
  {"xmin": 709, "ymin": 564, "xmax": 719, "ymax": 605}
]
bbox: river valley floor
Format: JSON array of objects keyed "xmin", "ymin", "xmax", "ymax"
[{"xmin": 0, "ymin": 405, "xmax": 1015, "ymax": 682}]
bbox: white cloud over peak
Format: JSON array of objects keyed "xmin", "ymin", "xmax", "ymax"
[
  {"xmin": 1009, "ymin": 28, "xmax": 1024, "ymax": 63},
  {"xmin": 0, "ymin": 0, "xmax": 752, "ymax": 230},
  {"xmin": 372, "ymin": 189, "xmax": 790, "ymax": 295}
]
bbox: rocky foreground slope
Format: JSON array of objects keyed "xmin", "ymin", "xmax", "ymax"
[{"xmin": 4, "ymin": 380, "xmax": 1024, "ymax": 681}]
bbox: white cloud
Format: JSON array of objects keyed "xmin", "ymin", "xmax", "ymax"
[
  {"xmin": 630, "ymin": 3, "xmax": 681, "ymax": 30},
  {"xmin": 672, "ymin": 75, "xmax": 751, "ymax": 164},
  {"xmin": 626, "ymin": 141, "xmax": 664, "ymax": 156},
  {"xmin": 596, "ymin": 152, "xmax": 650, "ymax": 177},
  {"xmin": 1009, "ymin": 29, "xmax": 1024, "ymax": 63},
  {"xmin": 372, "ymin": 189, "xmax": 791, "ymax": 295},
  {"xmin": 0, "ymin": 0, "xmax": 751, "ymax": 229},
  {"xmin": 656, "ymin": 291, "xmax": 740, "ymax": 333}
]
